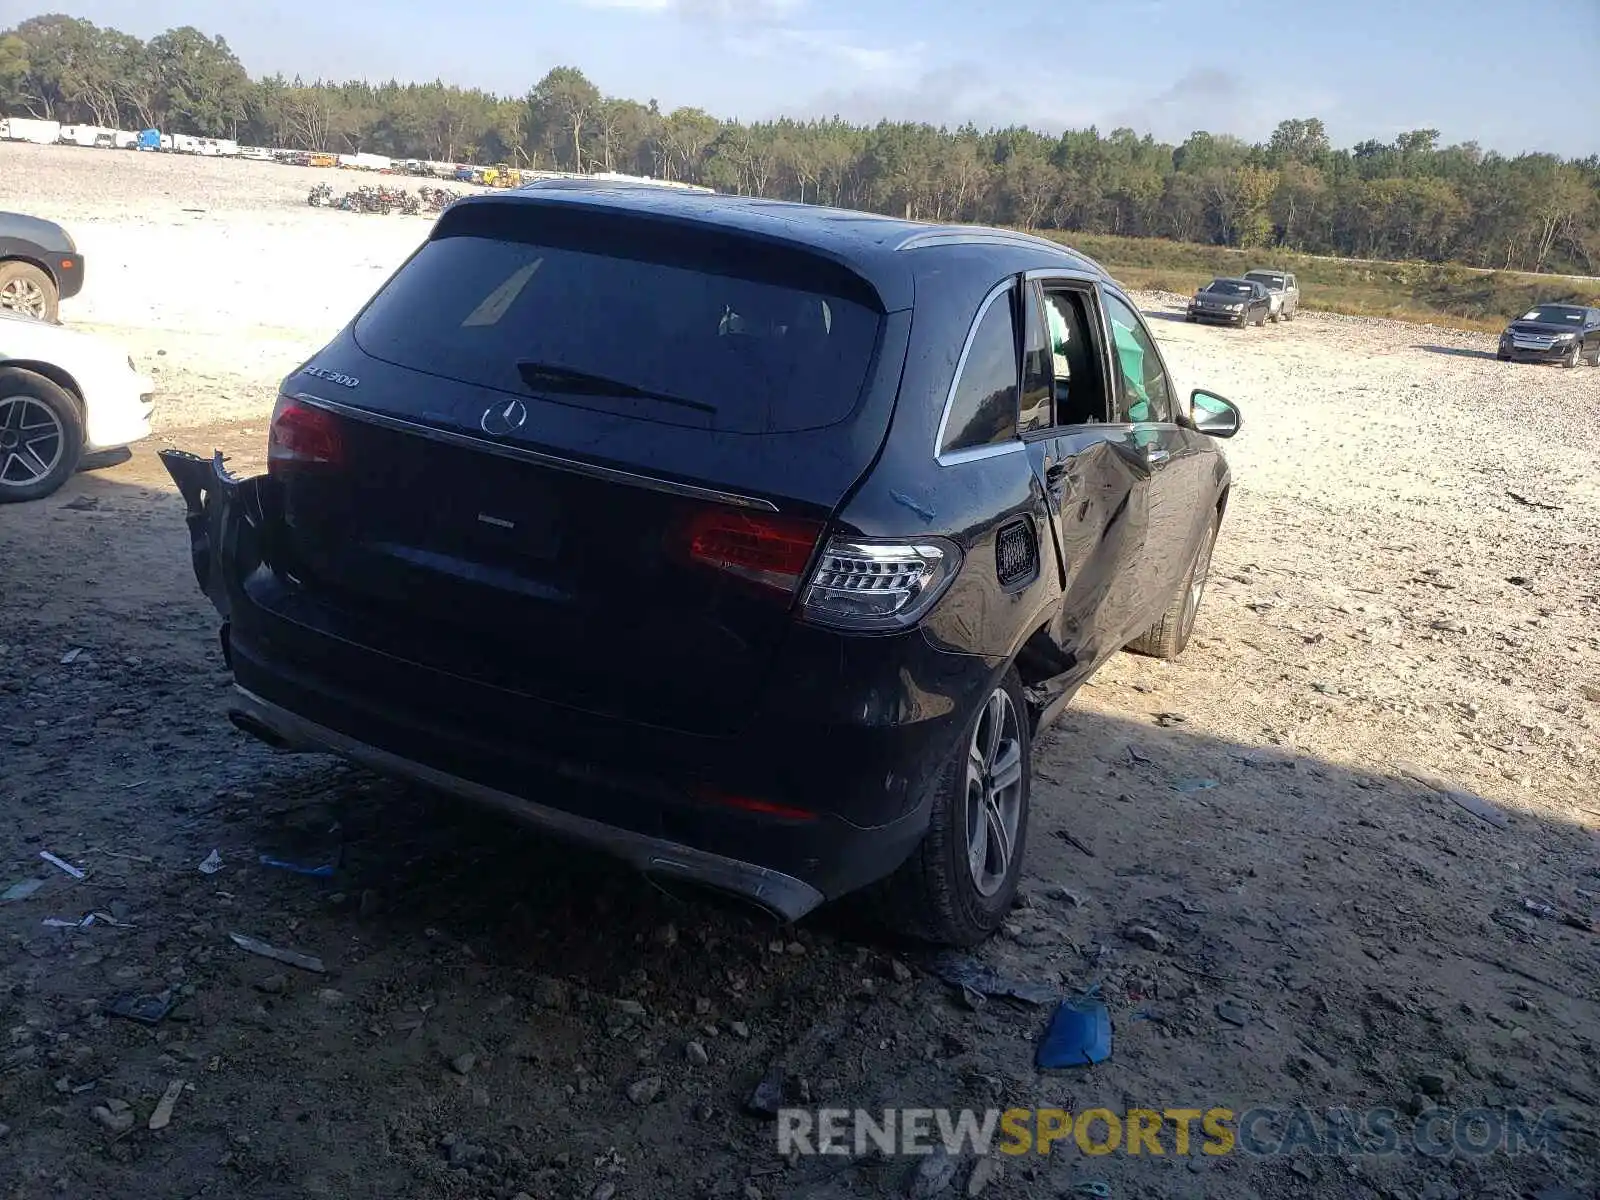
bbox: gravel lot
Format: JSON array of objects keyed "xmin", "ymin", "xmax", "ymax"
[{"xmin": 2, "ymin": 142, "xmax": 1598, "ymax": 1200}]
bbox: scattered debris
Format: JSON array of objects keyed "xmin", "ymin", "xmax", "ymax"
[
  {"xmin": 965, "ymin": 1155, "xmax": 1002, "ymax": 1196},
  {"xmin": 927, "ymin": 952, "xmax": 1056, "ymax": 1005},
  {"xmin": 1036, "ymin": 993, "xmax": 1112, "ymax": 1068},
  {"xmin": 906, "ymin": 1148, "xmax": 957, "ymax": 1198},
  {"xmin": 1071, "ymin": 1185, "xmax": 1112, "ymax": 1199},
  {"xmin": 92, "ymin": 1101, "xmax": 134, "ymax": 1134},
  {"xmin": 449, "ymin": 1052, "xmax": 477, "ymax": 1076},
  {"xmin": 42, "ymin": 912, "xmax": 133, "ymax": 929},
  {"xmin": 1124, "ymin": 925, "xmax": 1171, "ymax": 952},
  {"xmin": 1126, "ymin": 745, "xmax": 1151, "ymax": 765},
  {"xmin": 1173, "ymin": 778, "xmax": 1218, "ymax": 793},
  {"xmin": 627, "ymin": 1075, "xmax": 664, "ymax": 1106},
  {"xmin": 1416, "ymin": 1069, "xmax": 1453, "ymax": 1098},
  {"xmin": 1154, "ymin": 712, "xmax": 1186, "ymax": 727},
  {"xmin": 745, "ymin": 1066, "xmax": 785, "ymax": 1117},
  {"xmin": 1506, "ymin": 491, "xmax": 1561, "ymax": 511},
  {"xmin": 106, "ymin": 991, "xmax": 174, "ymax": 1025},
  {"xmin": 258, "ymin": 854, "xmax": 336, "ymax": 878},
  {"xmin": 1, "ymin": 879, "xmax": 45, "ymax": 902},
  {"xmin": 39, "ymin": 851, "xmax": 86, "ymax": 879},
  {"xmin": 1216, "ymin": 1000, "xmax": 1250, "ymax": 1027},
  {"xmin": 1052, "ymin": 829, "xmax": 1096, "ymax": 857},
  {"xmin": 228, "ymin": 931, "xmax": 326, "ymax": 974},
  {"xmin": 1521, "ymin": 898, "xmax": 1595, "ymax": 932},
  {"xmin": 148, "ymin": 1078, "xmax": 185, "ymax": 1130},
  {"xmin": 1395, "ymin": 762, "xmax": 1510, "ymax": 829},
  {"xmin": 685, "ymin": 1040, "xmax": 710, "ymax": 1066},
  {"xmin": 198, "ymin": 849, "xmax": 223, "ymax": 874},
  {"xmin": 59, "ymin": 647, "xmax": 84, "ymax": 665}
]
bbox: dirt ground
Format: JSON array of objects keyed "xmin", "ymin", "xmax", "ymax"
[{"xmin": 1, "ymin": 142, "xmax": 1597, "ymax": 1200}]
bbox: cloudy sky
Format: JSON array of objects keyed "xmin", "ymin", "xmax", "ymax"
[{"xmin": 28, "ymin": 0, "xmax": 1600, "ymax": 156}]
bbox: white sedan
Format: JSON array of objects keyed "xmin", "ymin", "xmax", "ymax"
[{"xmin": 0, "ymin": 311, "xmax": 154, "ymax": 502}]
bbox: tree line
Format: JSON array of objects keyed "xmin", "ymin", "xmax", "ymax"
[{"xmin": 3, "ymin": 13, "xmax": 1596, "ymax": 275}]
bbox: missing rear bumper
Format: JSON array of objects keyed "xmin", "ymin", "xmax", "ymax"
[{"xmin": 225, "ymin": 685, "xmax": 828, "ymax": 922}]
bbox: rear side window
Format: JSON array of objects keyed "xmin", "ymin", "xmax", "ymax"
[
  {"xmin": 353, "ymin": 233, "xmax": 882, "ymax": 435},
  {"xmin": 940, "ymin": 287, "xmax": 1019, "ymax": 456}
]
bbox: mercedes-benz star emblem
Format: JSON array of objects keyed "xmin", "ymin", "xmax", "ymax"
[{"xmin": 480, "ymin": 400, "xmax": 528, "ymax": 436}]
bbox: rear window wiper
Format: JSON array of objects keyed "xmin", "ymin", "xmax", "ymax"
[{"xmin": 515, "ymin": 361, "xmax": 716, "ymax": 416}]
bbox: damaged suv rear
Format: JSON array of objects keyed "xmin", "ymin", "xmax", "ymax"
[{"xmin": 162, "ymin": 185, "xmax": 1238, "ymax": 945}]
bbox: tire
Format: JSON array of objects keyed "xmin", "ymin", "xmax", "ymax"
[
  {"xmin": 876, "ymin": 669, "xmax": 1031, "ymax": 947},
  {"xmin": 1283, "ymin": 305, "xmax": 1296, "ymax": 321},
  {"xmin": 0, "ymin": 261, "xmax": 60, "ymax": 323},
  {"xmin": 0, "ymin": 368, "xmax": 83, "ymax": 503},
  {"xmin": 1564, "ymin": 341, "xmax": 1582, "ymax": 369},
  {"xmin": 1269, "ymin": 308, "xmax": 1280, "ymax": 323},
  {"xmin": 1127, "ymin": 510, "xmax": 1219, "ymax": 661},
  {"xmin": 1255, "ymin": 308, "xmax": 1268, "ymax": 327}
]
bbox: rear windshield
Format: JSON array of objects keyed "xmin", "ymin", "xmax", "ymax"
[
  {"xmin": 352, "ymin": 232, "xmax": 882, "ymax": 434},
  {"xmin": 1245, "ymin": 272, "xmax": 1285, "ymax": 288}
]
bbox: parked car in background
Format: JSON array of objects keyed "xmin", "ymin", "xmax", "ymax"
[
  {"xmin": 159, "ymin": 186, "xmax": 1241, "ymax": 946},
  {"xmin": 1496, "ymin": 304, "xmax": 1600, "ymax": 367},
  {"xmin": 0, "ymin": 211, "xmax": 84, "ymax": 322},
  {"xmin": 1244, "ymin": 269, "xmax": 1299, "ymax": 321},
  {"xmin": 1187, "ymin": 277, "xmax": 1273, "ymax": 327},
  {"xmin": 0, "ymin": 310, "xmax": 154, "ymax": 502}
]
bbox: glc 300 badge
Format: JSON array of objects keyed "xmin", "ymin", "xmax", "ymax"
[{"xmin": 302, "ymin": 366, "xmax": 359, "ymax": 388}]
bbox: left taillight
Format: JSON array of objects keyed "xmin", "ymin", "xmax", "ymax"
[
  {"xmin": 680, "ymin": 508, "xmax": 823, "ymax": 597},
  {"xmin": 267, "ymin": 396, "xmax": 345, "ymax": 473}
]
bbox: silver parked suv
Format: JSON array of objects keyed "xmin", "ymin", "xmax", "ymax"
[{"xmin": 1244, "ymin": 269, "xmax": 1299, "ymax": 322}]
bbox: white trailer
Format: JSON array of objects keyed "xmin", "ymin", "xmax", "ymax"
[
  {"xmin": 113, "ymin": 130, "xmax": 139, "ymax": 149},
  {"xmin": 58, "ymin": 124, "xmax": 115, "ymax": 148},
  {"xmin": 1, "ymin": 117, "xmax": 63, "ymax": 145}
]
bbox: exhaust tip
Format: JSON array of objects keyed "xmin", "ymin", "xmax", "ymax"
[{"xmin": 227, "ymin": 709, "xmax": 291, "ymax": 750}]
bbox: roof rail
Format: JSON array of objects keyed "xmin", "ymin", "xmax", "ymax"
[{"xmin": 894, "ymin": 226, "xmax": 1110, "ymax": 275}]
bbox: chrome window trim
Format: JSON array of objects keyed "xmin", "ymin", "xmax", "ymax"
[
  {"xmin": 933, "ymin": 279, "xmax": 1021, "ymax": 466},
  {"xmin": 290, "ymin": 391, "xmax": 781, "ymax": 512}
]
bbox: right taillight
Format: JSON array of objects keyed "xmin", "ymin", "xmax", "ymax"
[
  {"xmin": 267, "ymin": 396, "xmax": 345, "ymax": 473},
  {"xmin": 801, "ymin": 537, "xmax": 961, "ymax": 632}
]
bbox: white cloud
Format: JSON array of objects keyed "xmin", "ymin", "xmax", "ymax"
[
  {"xmin": 575, "ymin": 0, "xmax": 804, "ymax": 17},
  {"xmin": 724, "ymin": 27, "xmax": 923, "ymax": 82}
]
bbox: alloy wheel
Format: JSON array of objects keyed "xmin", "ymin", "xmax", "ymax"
[
  {"xmin": 964, "ymin": 687, "xmax": 1024, "ymax": 898},
  {"xmin": 0, "ymin": 395, "xmax": 65, "ymax": 487},
  {"xmin": 0, "ymin": 278, "xmax": 47, "ymax": 319},
  {"xmin": 1182, "ymin": 521, "xmax": 1218, "ymax": 638}
]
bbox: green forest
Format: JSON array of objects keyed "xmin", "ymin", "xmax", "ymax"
[{"xmin": 3, "ymin": 13, "xmax": 1597, "ymax": 278}]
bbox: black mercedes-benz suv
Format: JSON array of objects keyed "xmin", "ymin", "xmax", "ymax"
[
  {"xmin": 161, "ymin": 185, "xmax": 1241, "ymax": 945},
  {"xmin": 1496, "ymin": 303, "xmax": 1600, "ymax": 367}
]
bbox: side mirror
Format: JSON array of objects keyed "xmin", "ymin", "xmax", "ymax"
[{"xmin": 1190, "ymin": 389, "xmax": 1241, "ymax": 438}]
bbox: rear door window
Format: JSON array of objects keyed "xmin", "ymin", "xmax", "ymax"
[
  {"xmin": 939, "ymin": 285, "xmax": 1020, "ymax": 456},
  {"xmin": 353, "ymin": 232, "xmax": 883, "ymax": 435}
]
